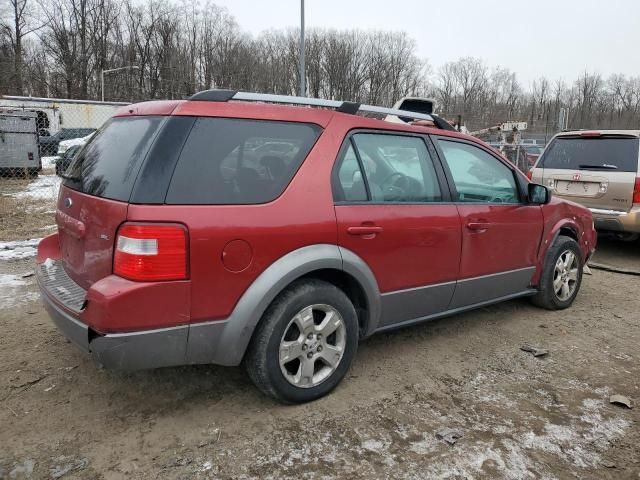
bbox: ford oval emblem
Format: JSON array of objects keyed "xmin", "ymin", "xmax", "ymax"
[{"xmin": 64, "ymin": 197, "xmax": 73, "ymax": 208}]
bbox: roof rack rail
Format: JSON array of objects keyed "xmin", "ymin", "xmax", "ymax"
[{"xmin": 189, "ymin": 89, "xmax": 439, "ymax": 124}]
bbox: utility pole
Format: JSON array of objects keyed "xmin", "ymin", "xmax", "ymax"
[{"xmin": 299, "ymin": 0, "xmax": 306, "ymax": 97}]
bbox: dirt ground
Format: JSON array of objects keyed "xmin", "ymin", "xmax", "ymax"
[{"xmin": 1, "ymin": 170, "xmax": 639, "ymax": 479}]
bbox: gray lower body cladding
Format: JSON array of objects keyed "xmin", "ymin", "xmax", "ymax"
[{"xmin": 39, "ymin": 245, "xmax": 538, "ymax": 371}]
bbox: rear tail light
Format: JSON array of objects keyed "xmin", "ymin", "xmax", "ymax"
[
  {"xmin": 633, "ymin": 178, "xmax": 640, "ymax": 205},
  {"xmin": 526, "ymin": 169, "xmax": 533, "ymax": 181},
  {"xmin": 114, "ymin": 223, "xmax": 188, "ymax": 281}
]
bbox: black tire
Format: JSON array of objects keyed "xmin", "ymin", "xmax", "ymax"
[
  {"xmin": 613, "ymin": 232, "xmax": 640, "ymax": 243},
  {"xmin": 244, "ymin": 279, "xmax": 359, "ymax": 403},
  {"xmin": 531, "ymin": 235, "xmax": 583, "ymax": 310}
]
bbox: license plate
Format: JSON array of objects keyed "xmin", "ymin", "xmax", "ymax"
[{"xmin": 556, "ymin": 180, "xmax": 599, "ymax": 196}]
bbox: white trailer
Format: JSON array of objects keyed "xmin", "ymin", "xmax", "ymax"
[
  {"xmin": 0, "ymin": 111, "xmax": 42, "ymax": 175},
  {"xmin": 0, "ymin": 96, "xmax": 129, "ymax": 134}
]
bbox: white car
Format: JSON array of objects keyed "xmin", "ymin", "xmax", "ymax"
[{"xmin": 57, "ymin": 132, "xmax": 94, "ymax": 155}]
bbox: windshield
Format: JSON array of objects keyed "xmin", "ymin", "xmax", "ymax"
[
  {"xmin": 541, "ymin": 137, "xmax": 639, "ymax": 172},
  {"xmin": 64, "ymin": 116, "xmax": 164, "ymax": 201}
]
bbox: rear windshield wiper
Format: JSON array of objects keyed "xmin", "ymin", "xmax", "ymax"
[
  {"xmin": 60, "ymin": 172, "xmax": 81, "ymax": 181},
  {"xmin": 578, "ymin": 164, "xmax": 618, "ymax": 170}
]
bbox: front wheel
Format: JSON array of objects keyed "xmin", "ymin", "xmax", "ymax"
[
  {"xmin": 244, "ymin": 279, "xmax": 359, "ymax": 403},
  {"xmin": 531, "ymin": 236, "xmax": 583, "ymax": 310}
]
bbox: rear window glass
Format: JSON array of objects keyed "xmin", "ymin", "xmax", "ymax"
[
  {"xmin": 64, "ymin": 117, "xmax": 164, "ymax": 201},
  {"xmin": 166, "ymin": 118, "xmax": 321, "ymax": 205},
  {"xmin": 541, "ymin": 137, "xmax": 639, "ymax": 172}
]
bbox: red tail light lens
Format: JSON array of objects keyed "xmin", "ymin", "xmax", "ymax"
[
  {"xmin": 114, "ymin": 223, "xmax": 188, "ymax": 281},
  {"xmin": 526, "ymin": 169, "xmax": 533, "ymax": 181},
  {"xmin": 633, "ymin": 178, "xmax": 640, "ymax": 205}
]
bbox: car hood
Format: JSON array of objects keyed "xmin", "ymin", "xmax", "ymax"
[{"xmin": 59, "ymin": 133, "xmax": 93, "ymax": 148}]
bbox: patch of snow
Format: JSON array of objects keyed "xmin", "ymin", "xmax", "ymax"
[
  {"xmin": 11, "ymin": 174, "xmax": 61, "ymax": 201},
  {"xmin": 409, "ymin": 435, "xmax": 437, "ymax": 455},
  {"xmin": 41, "ymin": 156, "xmax": 59, "ymax": 169},
  {"xmin": 361, "ymin": 439, "xmax": 385, "ymax": 451},
  {"xmin": 0, "ymin": 238, "xmax": 41, "ymax": 261},
  {"xmin": 0, "ymin": 274, "xmax": 38, "ymax": 309}
]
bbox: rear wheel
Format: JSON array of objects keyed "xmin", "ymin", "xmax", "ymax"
[
  {"xmin": 244, "ymin": 279, "xmax": 358, "ymax": 403},
  {"xmin": 531, "ymin": 236, "xmax": 583, "ymax": 310}
]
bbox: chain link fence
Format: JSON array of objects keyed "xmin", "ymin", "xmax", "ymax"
[
  {"xmin": 0, "ymin": 97, "xmax": 126, "ymax": 178},
  {"xmin": 0, "ymin": 97, "xmax": 125, "ymax": 238}
]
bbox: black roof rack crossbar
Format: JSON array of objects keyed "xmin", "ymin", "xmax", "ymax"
[
  {"xmin": 189, "ymin": 89, "xmax": 237, "ymax": 102},
  {"xmin": 188, "ymin": 90, "xmax": 435, "ymax": 123}
]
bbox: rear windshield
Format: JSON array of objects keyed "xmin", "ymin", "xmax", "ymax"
[
  {"xmin": 540, "ymin": 137, "xmax": 639, "ymax": 172},
  {"xmin": 166, "ymin": 118, "xmax": 321, "ymax": 204},
  {"xmin": 64, "ymin": 116, "xmax": 164, "ymax": 201}
]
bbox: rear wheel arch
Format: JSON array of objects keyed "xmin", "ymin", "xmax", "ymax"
[
  {"xmin": 193, "ymin": 244, "xmax": 380, "ymax": 367},
  {"xmin": 298, "ymin": 268, "xmax": 371, "ymax": 338}
]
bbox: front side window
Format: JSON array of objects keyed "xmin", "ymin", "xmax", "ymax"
[
  {"xmin": 438, "ymin": 140, "xmax": 520, "ymax": 204},
  {"xmin": 334, "ymin": 133, "xmax": 442, "ymax": 203},
  {"xmin": 166, "ymin": 118, "xmax": 321, "ymax": 205}
]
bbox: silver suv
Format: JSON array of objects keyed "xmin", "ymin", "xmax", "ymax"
[{"xmin": 530, "ymin": 130, "xmax": 640, "ymax": 240}]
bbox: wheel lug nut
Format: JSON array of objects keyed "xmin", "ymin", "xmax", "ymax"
[
  {"xmin": 307, "ymin": 352, "xmax": 313, "ymax": 359},
  {"xmin": 317, "ymin": 345, "xmax": 323, "ymax": 352},
  {"xmin": 307, "ymin": 333, "xmax": 313, "ymax": 340},
  {"xmin": 302, "ymin": 344, "xmax": 307, "ymax": 351}
]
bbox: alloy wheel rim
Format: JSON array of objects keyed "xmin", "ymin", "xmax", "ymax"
[
  {"xmin": 279, "ymin": 304, "xmax": 346, "ymax": 389},
  {"xmin": 553, "ymin": 250, "xmax": 579, "ymax": 301}
]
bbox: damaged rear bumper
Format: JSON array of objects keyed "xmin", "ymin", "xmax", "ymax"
[{"xmin": 40, "ymin": 287, "xmax": 189, "ymax": 370}]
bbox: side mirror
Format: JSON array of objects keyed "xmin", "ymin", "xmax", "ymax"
[{"xmin": 528, "ymin": 183, "xmax": 551, "ymax": 205}]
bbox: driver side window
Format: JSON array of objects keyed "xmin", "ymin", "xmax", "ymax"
[
  {"xmin": 438, "ymin": 140, "xmax": 520, "ymax": 204},
  {"xmin": 335, "ymin": 133, "xmax": 442, "ymax": 203}
]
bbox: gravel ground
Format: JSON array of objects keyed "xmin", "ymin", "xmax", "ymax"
[{"xmin": 1, "ymin": 174, "xmax": 639, "ymax": 480}]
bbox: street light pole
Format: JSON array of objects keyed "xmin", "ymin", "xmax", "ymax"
[
  {"xmin": 299, "ymin": 0, "xmax": 306, "ymax": 97},
  {"xmin": 101, "ymin": 65, "xmax": 140, "ymax": 102}
]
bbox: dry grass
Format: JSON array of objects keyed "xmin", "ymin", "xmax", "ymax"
[{"xmin": 0, "ymin": 177, "xmax": 57, "ymax": 242}]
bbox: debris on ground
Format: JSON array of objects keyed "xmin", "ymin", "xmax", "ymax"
[
  {"xmin": 50, "ymin": 456, "xmax": 88, "ymax": 478},
  {"xmin": 609, "ymin": 394, "xmax": 633, "ymax": 409},
  {"xmin": 435, "ymin": 427, "xmax": 464, "ymax": 445},
  {"xmin": 9, "ymin": 459, "xmax": 35, "ymax": 478},
  {"xmin": 520, "ymin": 345, "xmax": 549, "ymax": 357},
  {"xmin": 589, "ymin": 262, "xmax": 640, "ymax": 276}
]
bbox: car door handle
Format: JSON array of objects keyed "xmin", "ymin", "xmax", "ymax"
[
  {"xmin": 347, "ymin": 226, "xmax": 383, "ymax": 236},
  {"xmin": 466, "ymin": 222, "xmax": 490, "ymax": 231}
]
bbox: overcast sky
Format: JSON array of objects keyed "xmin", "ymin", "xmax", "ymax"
[{"xmin": 212, "ymin": 0, "xmax": 640, "ymax": 87}]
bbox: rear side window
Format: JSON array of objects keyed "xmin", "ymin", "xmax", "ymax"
[
  {"xmin": 64, "ymin": 117, "xmax": 164, "ymax": 201},
  {"xmin": 541, "ymin": 137, "xmax": 640, "ymax": 172},
  {"xmin": 334, "ymin": 133, "xmax": 442, "ymax": 203},
  {"xmin": 166, "ymin": 118, "xmax": 321, "ymax": 204}
]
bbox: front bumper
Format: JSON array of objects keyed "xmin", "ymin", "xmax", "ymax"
[{"xmin": 590, "ymin": 206, "xmax": 640, "ymax": 234}]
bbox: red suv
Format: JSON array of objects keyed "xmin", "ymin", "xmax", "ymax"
[{"xmin": 37, "ymin": 91, "xmax": 597, "ymax": 403}]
